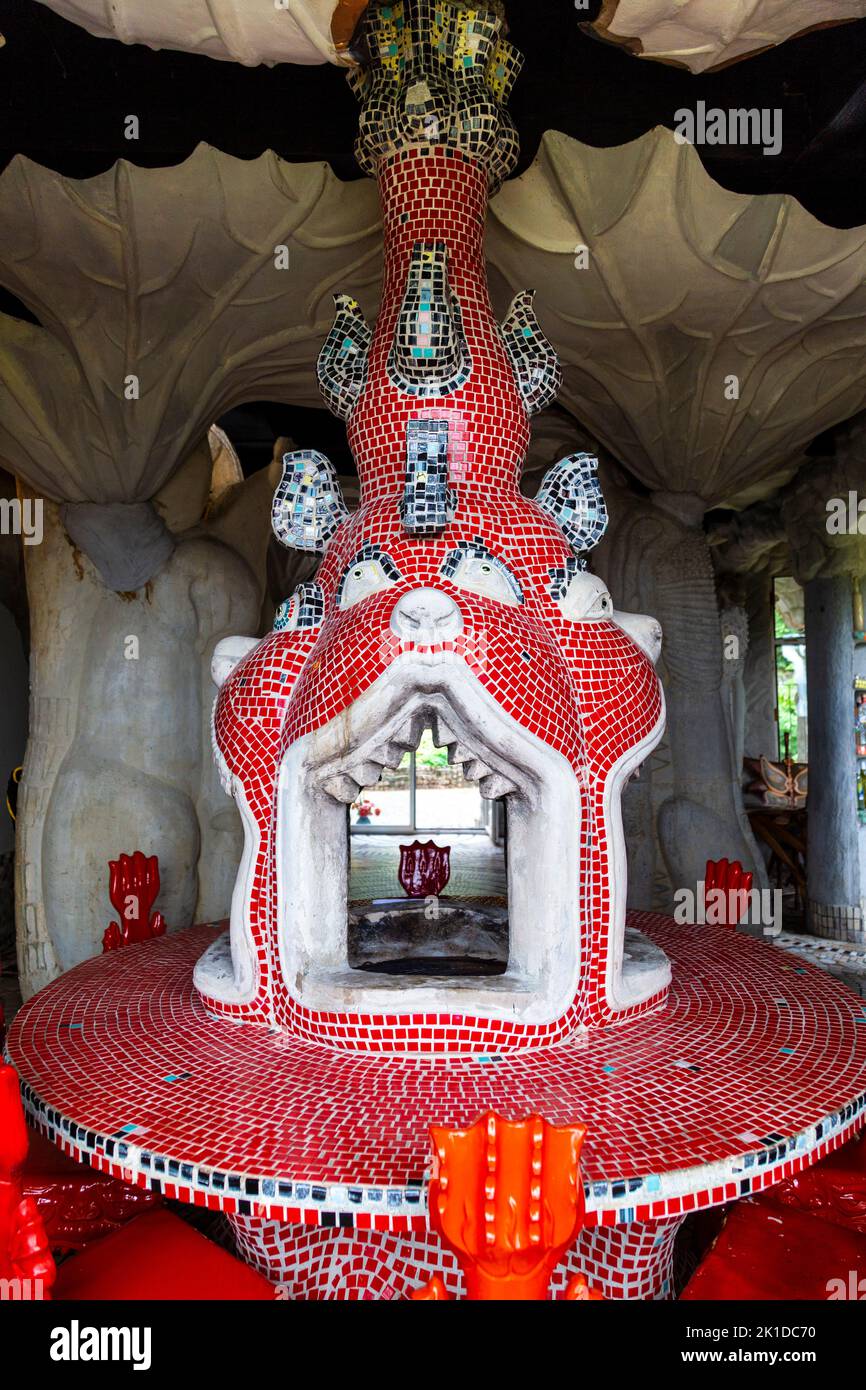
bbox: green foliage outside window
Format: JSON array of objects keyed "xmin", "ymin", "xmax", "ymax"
[{"xmin": 416, "ymin": 728, "xmax": 449, "ymax": 768}]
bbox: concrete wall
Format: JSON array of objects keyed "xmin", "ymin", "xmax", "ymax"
[{"xmin": 0, "ymin": 600, "xmax": 27, "ymax": 855}]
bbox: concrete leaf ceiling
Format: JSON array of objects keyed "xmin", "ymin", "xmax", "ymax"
[
  {"xmin": 0, "ymin": 144, "xmax": 381, "ymax": 502},
  {"xmin": 486, "ymin": 127, "xmax": 866, "ymax": 508},
  {"xmin": 586, "ymin": 0, "xmax": 866, "ymax": 73},
  {"xmin": 33, "ymin": 0, "xmax": 360, "ymax": 66},
  {"xmin": 3, "ymin": 127, "xmax": 866, "ymax": 512}
]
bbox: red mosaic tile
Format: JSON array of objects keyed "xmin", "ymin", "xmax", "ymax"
[{"xmin": 7, "ymin": 916, "xmax": 866, "ymax": 1234}]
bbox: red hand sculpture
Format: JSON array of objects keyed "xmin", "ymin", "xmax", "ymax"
[
  {"xmin": 103, "ymin": 851, "xmax": 166, "ymax": 951},
  {"xmin": 704, "ymin": 858, "xmax": 754, "ymax": 927}
]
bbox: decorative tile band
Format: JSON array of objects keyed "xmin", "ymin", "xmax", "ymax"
[{"xmin": 13, "ymin": 1069, "xmax": 866, "ymax": 1232}]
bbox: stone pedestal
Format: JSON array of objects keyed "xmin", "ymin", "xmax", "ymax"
[{"xmin": 228, "ymin": 1213, "xmax": 684, "ymax": 1301}]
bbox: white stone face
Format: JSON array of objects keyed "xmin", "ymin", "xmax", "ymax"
[{"xmin": 15, "ymin": 499, "xmax": 261, "ymax": 995}]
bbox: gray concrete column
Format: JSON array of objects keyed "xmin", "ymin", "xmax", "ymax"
[
  {"xmin": 743, "ymin": 574, "xmax": 779, "ymax": 760},
  {"xmin": 805, "ymin": 576, "xmax": 862, "ymax": 940}
]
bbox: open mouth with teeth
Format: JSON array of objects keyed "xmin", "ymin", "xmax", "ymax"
[
  {"xmin": 195, "ymin": 616, "xmax": 671, "ymax": 1056},
  {"xmin": 274, "ymin": 653, "xmax": 582, "ymax": 1022}
]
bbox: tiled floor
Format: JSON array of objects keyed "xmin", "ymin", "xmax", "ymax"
[{"xmin": 775, "ymin": 931, "xmax": 866, "ymax": 998}]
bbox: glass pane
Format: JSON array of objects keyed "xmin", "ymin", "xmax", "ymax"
[
  {"xmin": 414, "ymin": 727, "xmax": 484, "ymax": 830},
  {"xmin": 350, "ymin": 751, "xmax": 411, "ymax": 829},
  {"xmin": 775, "ymin": 641, "xmax": 807, "ymax": 760}
]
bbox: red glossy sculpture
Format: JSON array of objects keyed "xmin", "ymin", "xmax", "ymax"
[
  {"xmin": 0, "ymin": 1063, "xmax": 56, "ymax": 1298},
  {"xmin": 704, "ymin": 858, "xmax": 753, "ymax": 927},
  {"xmin": 102, "ymin": 851, "xmax": 167, "ymax": 951},
  {"xmin": 412, "ymin": 1110, "xmax": 596, "ymax": 1300},
  {"xmin": 23, "ymin": 1128, "xmax": 161, "ymax": 1252},
  {"xmin": 762, "ymin": 1131, "xmax": 866, "ymax": 1234},
  {"xmin": 681, "ymin": 1197, "xmax": 866, "ymax": 1301},
  {"xmin": 1, "ymin": 1063, "xmax": 275, "ymax": 1301},
  {"xmin": 398, "ymin": 841, "xmax": 451, "ymax": 899}
]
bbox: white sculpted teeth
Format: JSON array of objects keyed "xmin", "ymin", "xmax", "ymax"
[
  {"xmin": 479, "ymin": 772, "xmax": 516, "ymax": 799},
  {"xmin": 430, "ymin": 715, "xmax": 457, "ymax": 748},
  {"xmin": 322, "ymin": 773, "xmax": 361, "ymax": 804},
  {"xmin": 462, "ymin": 757, "xmax": 493, "ymax": 782},
  {"xmin": 447, "ymin": 741, "xmax": 475, "ymax": 765},
  {"xmin": 370, "ymin": 742, "xmax": 406, "ymax": 771},
  {"xmin": 320, "ymin": 700, "xmax": 527, "ymax": 806},
  {"xmin": 346, "ymin": 760, "xmax": 384, "ymax": 787}
]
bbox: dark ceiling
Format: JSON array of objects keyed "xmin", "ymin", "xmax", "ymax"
[
  {"xmin": 3, "ymin": 0, "xmax": 866, "ymax": 223},
  {"xmin": 2, "ymin": 0, "xmax": 866, "ymax": 475}
]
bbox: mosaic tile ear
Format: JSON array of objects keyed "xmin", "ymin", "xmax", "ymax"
[{"xmin": 197, "ymin": 0, "xmax": 668, "ymax": 1055}]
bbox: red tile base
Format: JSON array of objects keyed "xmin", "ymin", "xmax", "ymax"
[
  {"xmin": 229, "ymin": 1213, "xmax": 683, "ymax": 1301},
  {"xmin": 7, "ymin": 914, "xmax": 866, "ymax": 1235}
]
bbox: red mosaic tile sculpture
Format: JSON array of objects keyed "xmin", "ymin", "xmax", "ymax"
[
  {"xmin": 102, "ymin": 851, "xmax": 166, "ymax": 952},
  {"xmin": 410, "ymin": 1111, "xmax": 598, "ymax": 1300},
  {"xmin": 398, "ymin": 841, "xmax": 451, "ymax": 898},
  {"xmin": 197, "ymin": 0, "xmax": 669, "ymax": 1055}
]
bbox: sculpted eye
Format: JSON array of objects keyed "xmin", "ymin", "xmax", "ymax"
[
  {"xmin": 548, "ymin": 563, "xmax": 613, "ymax": 621},
  {"xmin": 337, "ymin": 546, "xmax": 401, "ymax": 610},
  {"xmin": 441, "ymin": 540, "xmax": 523, "ymax": 607},
  {"xmin": 273, "ymin": 582, "xmax": 325, "ymax": 632}
]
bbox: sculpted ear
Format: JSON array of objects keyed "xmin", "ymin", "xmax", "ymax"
[
  {"xmin": 613, "ymin": 611, "xmax": 663, "ymax": 665},
  {"xmin": 317, "ymin": 293, "xmax": 372, "ymax": 421},
  {"xmin": 500, "ymin": 290, "xmax": 561, "ymax": 416},
  {"xmin": 536, "ymin": 452, "xmax": 607, "ymax": 557},
  {"xmin": 271, "ymin": 449, "xmax": 349, "ymax": 553},
  {"xmin": 211, "ymin": 635, "xmax": 260, "ymax": 689}
]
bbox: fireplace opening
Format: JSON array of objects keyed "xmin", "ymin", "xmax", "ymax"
[{"xmin": 347, "ymin": 723, "xmax": 508, "ymax": 978}]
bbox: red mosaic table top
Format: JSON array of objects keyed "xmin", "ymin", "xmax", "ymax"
[{"xmin": 7, "ymin": 912, "xmax": 866, "ymax": 1231}]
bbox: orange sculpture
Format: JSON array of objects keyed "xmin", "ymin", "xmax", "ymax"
[{"xmin": 412, "ymin": 1110, "xmax": 600, "ymax": 1301}]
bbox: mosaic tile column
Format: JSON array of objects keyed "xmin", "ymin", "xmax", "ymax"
[{"xmin": 228, "ymin": 1214, "xmax": 683, "ymax": 1300}]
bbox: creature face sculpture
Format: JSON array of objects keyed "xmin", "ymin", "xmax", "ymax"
[{"xmin": 195, "ymin": 0, "xmax": 669, "ymax": 1054}]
